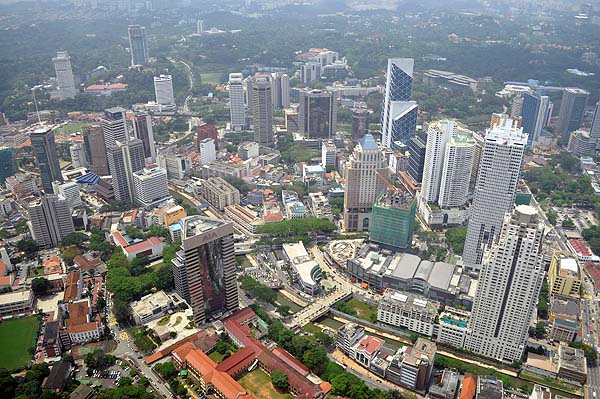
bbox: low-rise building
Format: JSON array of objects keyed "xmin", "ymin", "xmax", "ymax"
[
  {"xmin": 429, "ymin": 369, "xmax": 460, "ymax": 399},
  {"xmin": 386, "ymin": 338, "xmax": 436, "ymax": 391},
  {"xmin": 111, "ymin": 231, "xmax": 164, "ymax": 261},
  {"xmin": 282, "ymin": 241, "xmax": 322, "ymax": 294},
  {"xmin": 548, "ymin": 252, "xmax": 581, "ymax": 298},
  {"xmin": 308, "ymin": 192, "xmax": 333, "ymax": 221},
  {"xmin": 337, "ymin": 322, "xmax": 366, "ymax": 356},
  {"xmin": 476, "ymin": 376, "xmax": 504, "ymax": 399},
  {"xmin": 377, "ymin": 290, "xmax": 439, "ymax": 336},
  {"xmin": 282, "ymin": 190, "xmax": 307, "ymax": 219},
  {"xmin": 549, "ymin": 296, "xmax": 580, "ymax": 343},
  {"xmin": 202, "ymin": 177, "xmax": 241, "ymax": 211},
  {"xmin": 66, "ymin": 299, "xmax": 103, "ymax": 344},
  {"xmin": 0, "ymin": 290, "xmax": 33, "ymax": 315},
  {"xmin": 556, "ymin": 345, "xmax": 587, "ymax": 384},
  {"xmin": 224, "ymin": 204, "xmax": 264, "ymax": 235},
  {"xmin": 130, "ymin": 291, "xmax": 175, "ymax": 325},
  {"xmin": 437, "ymin": 307, "xmax": 470, "ymax": 348}
]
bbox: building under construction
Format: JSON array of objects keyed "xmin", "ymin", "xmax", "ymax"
[{"xmin": 369, "ymin": 187, "xmax": 416, "ymax": 250}]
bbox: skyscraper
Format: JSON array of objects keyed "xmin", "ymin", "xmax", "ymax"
[
  {"xmin": 381, "ymin": 58, "xmax": 415, "ymax": 149},
  {"xmin": 69, "ymin": 142, "xmax": 88, "ymax": 169},
  {"xmin": 107, "ymin": 139, "xmax": 145, "ymax": 204},
  {"xmin": 271, "ymin": 72, "xmax": 290, "ymax": 108},
  {"xmin": 30, "ymin": 127, "xmax": 63, "ymax": 194},
  {"xmin": 521, "ymin": 91, "xmax": 552, "ymax": 146},
  {"xmin": 421, "ymin": 120, "xmax": 455, "ymax": 204},
  {"xmin": 251, "ymin": 77, "xmax": 273, "ymax": 146},
  {"xmin": 128, "ymin": 25, "xmax": 149, "ymax": 66},
  {"xmin": 369, "ymin": 188, "xmax": 416, "ymax": 250},
  {"xmin": 343, "ymin": 134, "xmax": 389, "ymax": 232},
  {"xmin": 298, "ymin": 89, "xmax": 337, "ymax": 140},
  {"xmin": 383, "ymin": 101, "xmax": 418, "ymax": 150},
  {"xmin": 228, "ymin": 73, "xmax": 245, "ymax": 131},
  {"xmin": 0, "ymin": 147, "xmax": 16, "ymax": 186},
  {"xmin": 133, "ymin": 166, "xmax": 169, "ymax": 208},
  {"xmin": 52, "ymin": 51, "xmax": 77, "ymax": 100},
  {"xmin": 557, "ymin": 87, "xmax": 590, "ymax": 145},
  {"xmin": 591, "ymin": 102, "xmax": 600, "ymax": 147},
  {"xmin": 27, "ymin": 194, "xmax": 75, "ymax": 249},
  {"xmin": 101, "ymin": 107, "xmax": 129, "ymax": 147},
  {"xmin": 172, "ymin": 216, "xmax": 238, "ymax": 326},
  {"xmin": 351, "ymin": 108, "xmax": 368, "ymax": 140},
  {"xmin": 154, "ymin": 75, "xmax": 176, "ymax": 111},
  {"xmin": 407, "ymin": 136, "xmax": 426, "ymax": 184},
  {"xmin": 132, "ymin": 112, "xmax": 156, "ymax": 161},
  {"xmin": 462, "ymin": 118, "xmax": 528, "ymax": 271},
  {"xmin": 83, "ymin": 125, "xmax": 110, "ymax": 176},
  {"xmin": 464, "ymin": 205, "xmax": 544, "ymax": 362}
]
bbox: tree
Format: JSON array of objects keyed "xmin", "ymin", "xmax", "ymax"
[
  {"xmin": 153, "ymin": 361, "xmax": 177, "ymax": 379},
  {"xmin": 113, "ymin": 299, "xmax": 132, "ymax": 324},
  {"xmin": 96, "ymin": 296, "xmax": 107, "ymax": 313},
  {"xmin": 31, "ymin": 278, "xmax": 51, "ymax": 296},
  {"xmin": 156, "ymin": 263, "xmax": 174, "ymax": 291},
  {"xmin": 315, "ymin": 331, "xmax": 334, "ymax": 348},
  {"xmin": 546, "ymin": 209, "xmax": 558, "ymax": 226},
  {"xmin": 95, "ymin": 384, "xmax": 154, "ymax": 399},
  {"xmin": 534, "ymin": 321, "xmax": 546, "ymax": 339},
  {"xmin": 302, "ymin": 347, "xmax": 328, "ymax": 375},
  {"xmin": 129, "ymin": 255, "xmax": 149, "ymax": 276},
  {"xmin": 569, "ymin": 342, "xmax": 598, "ymax": 366},
  {"xmin": 334, "ymin": 301, "xmax": 357, "ymax": 317},
  {"xmin": 561, "ymin": 217, "xmax": 575, "ymax": 229},
  {"xmin": 16, "ymin": 239, "xmax": 37, "ymax": 258},
  {"xmin": 445, "ymin": 226, "xmax": 467, "ymax": 254},
  {"xmin": 271, "ymin": 370, "xmax": 289, "ymax": 391},
  {"xmin": 84, "ymin": 349, "xmax": 115, "ymax": 369},
  {"xmin": 61, "ymin": 246, "xmax": 81, "ymax": 266},
  {"xmin": 61, "ymin": 232, "xmax": 89, "ymax": 247},
  {"xmin": 331, "ymin": 372, "xmax": 358, "ymax": 396}
]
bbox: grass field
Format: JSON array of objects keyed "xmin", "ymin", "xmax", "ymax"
[
  {"xmin": 208, "ymin": 351, "xmax": 226, "ymax": 363},
  {"xmin": 59, "ymin": 123, "xmax": 86, "ymax": 135},
  {"xmin": 238, "ymin": 369, "xmax": 292, "ymax": 399},
  {"xmin": 200, "ymin": 72, "xmax": 223, "ymax": 85},
  {"xmin": 0, "ymin": 317, "xmax": 39, "ymax": 370},
  {"xmin": 346, "ymin": 298, "xmax": 378, "ymax": 321},
  {"xmin": 302, "ymin": 322, "xmax": 322, "ymax": 335}
]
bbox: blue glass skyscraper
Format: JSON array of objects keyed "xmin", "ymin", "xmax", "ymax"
[
  {"xmin": 521, "ymin": 91, "xmax": 551, "ymax": 146},
  {"xmin": 381, "ymin": 58, "xmax": 416, "ymax": 149}
]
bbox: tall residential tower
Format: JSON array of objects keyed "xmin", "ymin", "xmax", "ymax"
[
  {"xmin": 128, "ymin": 25, "xmax": 149, "ymax": 66},
  {"xmin": 228, "ymin": 73, "xmax": 246, "ymax": 131},
  {"xmin": 52, "ymin": 51, "xmax": 77, "ymax": 100}
]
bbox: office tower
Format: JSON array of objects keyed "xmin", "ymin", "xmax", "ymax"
[
  {"xmin": 196, "ymin": 19, "xmax": 204, "ymax": 34},
  {"xmin": 196, "ymin": 123, "xmax": 219, "ymax": 150},
  {"xmin": 128, "ymin": 25, "xmax": 149, "ymax": 66},
  {"xmin": 133, "ymin": 166, "xmax": 169, "ymax": 208},
  {"xmin": 421, "ymin": 120, "xmax": 455, "ymax": 204},
  {"xmin": 52, "ymin": 51, "xmax": 77, "ymax": 100},
  {"xmin": 158, "ymin": 153, "xmax": 188, "ymax": 179},
  {"xmin": 271, "ymin": 72, "xmax": 290, "ymax": 108},
  {"xmin": 69, "ymin": 143, "xmax": 88, "ymax": 169},
  {"xmin": 0, "ymin": 147, "xmax": 16, "ymax": 186},
  {"xmin": 101, "ymin": 107, "xmax": 129, "ymax": 147},
  {"xmin": 319, "ymin": 50, "xmax": 339, "ymax": 66},
  {"xmin": 352, "ymin": 108, "xmax": 368, "ymax": 140},
  {"xmin": 591, "ymin": 102, "xmax": 600, "ymax": 148},
  {"xmin": 438, "ymin": 135, "xmax": 475, "ymax": 208},
  {"xmin": 369, "ymin": 188, "xmax": 416, "ymax": 250},
  {"xmin": 301, "ymin": 62, "xmax": 321, "ymax": 84},
  {"xmin": 298, "ymin": 89, "xmax": 337, "ymax": 140},
  {"xmin": 52, "ymin": 180, "xmax": 82, "ymax": 209},
  {"xmin": 251, "ymin": 77, "xmax": 273, "ymax": 146},
  {"xmin": 557, "ymin": 87, "xmax": 590, "ymax": 145},
  {"xmin": 521, "ymin": 91, "xmax": 552, "ymax": 146},
  {"xmin": 30, "ymin": 127, "xmax": 63, "ymax": 194},
  {"xmin": 198, "ymin": 138, "xmax": 216, "ymax": 164},
  {"xmin": 154, "ymin": 75, "xmax": 176, "ymax": 111},
  {"xmin": 107, "ymin": 139, "xmax": 145, "ymax": 203},
  {"xmin": 381, "ymin": 58, "xmax": 415, "ymax": 149},
  {"xmin": 132, "ymin": 112, "xmax": 156, "ymax": 161},
  {"xmin": 462, "ymin": 119, "xmax": 528, "ymax": 271},
  {"xmin": 510, "ymin": 94, "xmax": 524, "ymax": 118},
  {"xmin": 567, "ymin": 129, "xmax": 596, "ymax": 158},
  {"xmin": 27, "ymin": 194, "xmax": 75, "ymax": 249},
  {"xmin": 83, "ymin": 125, "xmax": 109, "ymax": 176},
  {"xmin": 172, "ymin": 216, "xmax": 238, "ymax": 325},
  {"xmin": 243, "ymin": 77, "xmax": 254, "ymax": 114},
  {"xmin": 321, "ymin": 141, "xmax": 337, "ymax": 168},
  {"xmin": 464, "ymin": 205, "xmax": 544, "ymax": 362},
  {"xmin": 228, "ymin": 73, "xmax": 245, "ymax": 131},
  {"xmin": 407, "ymin": 136, "xmax": 426, "ymax": 184},
  {"xmin": 343, "ymin": 134, "xmax": 389, "ymax": 232}
]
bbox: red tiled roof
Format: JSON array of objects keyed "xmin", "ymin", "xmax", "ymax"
[
  {"xmin": 569, "ymin": 239, "xmax": 593, "ymax": 256},
  {"xmin": 123, "ymin": 236, "xmax": 162, "ymax": 255},
  {"xmin": 0, "ymin": 260, "xmax": 10, "ymax": 288},
  {"xmin": 264, "ymin": 213, "xmax": 284, "ymax": 223},
  {"xmin": 73, "ymin": 254, "xmax": 102, "ymax": 272},
  {"xmin": 85, "ymin": 83, "xmax": 128, "ymax": 91},
  {"xmin": 215, "ymin": 347, "xmax": 255, "ymax": 376},
  {"xmin": 459, "ymin": 373, "xmax": 477, "ymax": 399},
  {"xmin": 272, "ymin": 347, "xmax": 309, "ymax": 376},
  {"xmin": 112, "ymin": 231, "xmax": 129, "ymax": 247},
  {"xmin": 356, "ymin": 336, "xmax": 384, "ymax": 356},
  {"xmin": 44, "ymin": 255, "xmax": 62, "ymax": 275},
  {"xmin": 66, "ymin": 300, "xmax": 100, "ymax": 334},
  {"xmin": 63, "ymin": 271, "xmax": 81, "ymax": 302}
]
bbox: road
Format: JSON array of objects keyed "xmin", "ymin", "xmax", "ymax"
[
  {"xmin": 525, "ymin": 182, "xmax": 569, "ymax": 252},
  {"xmin": 170, "ymin": 58, "xmax": 194, "ymax": 113}
]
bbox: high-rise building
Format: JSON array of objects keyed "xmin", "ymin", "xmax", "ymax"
[
  {"xmin": 27, "ymin": 194, "xmax": 75, "ymax": 249},
  {"xmin": 369, "ymin": 188, "xmax": 416, "ymax": 250},
  {"xmin": 101, "ymin": 107, "xmax": 129, "ymax": 147},
  {"xmin": 298, "ymin": 89, "xmax": 337, "ymax": 140},
  {"xmin": 464, "ymin": 205, "xmax": 544, "ymax": 362},
  {"xmin": 172, "ymin": 216, "xmax": 238, "ymax": 326},
  {"xmin": 158, "ymin": 153, "xmax": 188, "ymax": 180},
  {"xmin": 271, "ymin": 72, "xmax": 290, "ymax": 108},
  {"xmin": 133, "ymin": 166, "xmax": 169, "ymax": 208},
  {"xmin": 52, "ymin": 51, "xmax": 77, "ymax": 100},
  {"xmin": 107, "ymin": 139, "xmax": 145, "ymax": 204},
  {"xmin": 128, "ymin": 25, "xmax": 149, "ymax": 66},
  {"xmin": 251, "ymin": 77, "xmax": 273, "ymax": 146},
  {"xmin": 321, "ymin": 141, "xmax": 337, "ymax": 169},
  {"xmin": 521, "ymin": 91, "xmax": 552, "ymax": 146},
  {"xmin": 132, "ymin": 112, "xmax": 156, "ymax": 161},
  {"xmin": 421, "ymin": 120, "xmax": 455, "ymax": 204},
  {"xmin": 83, "ymin": 125, "xmax": 110, "ymax": 176},
  {"xmin": 301, "ymin": 62, "xmax": 321, "ymax": 84},
  {"xmin": 591, "ymin": 102, "xmax": 600, "ymax": 148},
  {"xmin": 154, "ymin": 75, "xmax": 176, "ymax": 111},
  {"xmin": 228, "ymin": 73, "xmax": 245, "ymax": 131},
  {"xmin": 30, "ymin": 127, "xmax": 63, "ymax": 194},
  {"xmin": 352, "ymin": 108, "xmax": 368, "ymax": 140},
  {"xmin": 343, "ymin": 134, "xmax": 389, "ymax": 232},
  {"xmin": 196, "ymin": 19, "xmax": 204, "ymax": 34},
  {"xmin": 567, "ymin": 129, "xmax": 596, "ymax": 158},
  {"xmin": 557, "ymin": 87, "xmax": 590, "ymax": 145},
  {"xmin": 52, "ymin": 180, "xmax": 82, "ymax": 209},
  {"xmin": 383, "ymin": 101, "xmax": 418, "ymax": 150},
  {"xmin": 198, "ymin": 138, "xmax": 216, "ymax": 164},
  {"xmin": 69, "ymin": 142, "xmax": 88, "ymax": 169},
  {"xmin": 462, "ymin": 118, "xmax": 528, "ymax": 271},
  {"xmin": 196, "ymin": 123, "xmax": 219, "ymax": 150},
  {"xmin": 438, "ymin": 135, "xmax": 475, "ymax": 208},
  {"xmin": 407, "ymin": 136, "xmax": 426, "ymax": 184},
  {"xmin": 0, "ymin": 147, "xmax": 16, "ymax": 186},
  {"xmin": 381, "ymin": 58, "xmax": 415, "ymax": 149}
]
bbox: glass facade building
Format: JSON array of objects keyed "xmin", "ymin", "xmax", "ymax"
[{"xmin": 369, "ymin": 190, "xmax": 416, "ymax": 250}]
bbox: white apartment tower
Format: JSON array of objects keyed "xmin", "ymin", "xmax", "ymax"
[
  {"xmin": 27, "ymin": 194, "xmax": 75, "ymax": 249},
  {"xmin": 462, "ymin": 118, "xmax": 528, "ymax": 271},
  {"xmin": 464, "ymin": 205, "xmax": 544, "ymax": 362},
  {"xmin": 228, "ymin": 73, "xmax": 245, "ymax": 131},
  {"xmin": 421, "ymin": 120, "xmax": 455, "ymax": 204},
  {"xmin": 107, "ymin": 139, "xmax": 146, "ymax": 204},
  {"xmin": 438, "ymin": 134, "xmax": 475, "ymax": 208},
  {"xmin": 343, "ymin": 134, "xmax": 389, "ymax": 232},
  {"xmin": 154, "ymin": 75, "xmax": 176, "ymax": 111},
  {"xmin": 198, "ymin": 138, "xmax": 216, "ymax": 164},
  {"xmin": 53, "ymin": 51, "xmax": 77, "ymax": 100}
]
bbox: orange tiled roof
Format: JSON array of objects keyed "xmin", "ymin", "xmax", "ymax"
[{"xmin": 459, "ymin": 373, "xmax": 477, "ymax": 399}]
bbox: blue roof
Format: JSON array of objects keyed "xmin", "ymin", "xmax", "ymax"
[
  {"xmin": 76, "ymin": 172, "xmax": 100, "ymax": 185},
  {"xmin": 360, "ymin": 134, "xmax": 378, "ymax": 150}
]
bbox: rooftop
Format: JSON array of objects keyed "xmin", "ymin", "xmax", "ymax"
[
  {"xmin": 380, "ymin": 289, "xmax": 440, "ymax": 315},
  {"xmin": 558, "ymin": 257, "xmax": 579, "ymax": 277},
  {"xmin": 0, "ymin": 290, "xmax": 32, "ymax": 306}
]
